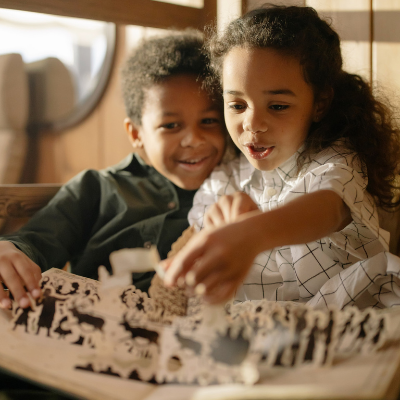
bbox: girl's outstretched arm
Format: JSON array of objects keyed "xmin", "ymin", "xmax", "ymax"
[{"xmin": 164, "ymin": 190, "xmax": 351, "ymax": 304}]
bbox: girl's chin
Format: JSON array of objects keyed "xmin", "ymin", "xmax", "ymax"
[{"xmin": 245, "ymin": 155, "xmax": 278, "ymax": 172}]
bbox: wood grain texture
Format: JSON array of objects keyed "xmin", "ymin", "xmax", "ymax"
[
  {"xmin": 0, "ymin": 0, "xmax": 214, "ymax": 30},
  {"xmin": 0, "ymin": 184, "xmax": 61, "ymax": 218},
  {"xmin": 307, "ymin": 0, "xmax": 371, "ymax": 81}
]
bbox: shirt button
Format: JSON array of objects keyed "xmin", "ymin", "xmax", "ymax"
[
  {"xmin": 144, "ymin": 241, "xmax": 152, "ymax": 249},
  {"xmin": 167, "ymin": 201, "xmax": 176, "ymax": 209},
  {"xmin": 267, "ymin": 187, "xmax": 277, "ymax": 197}
]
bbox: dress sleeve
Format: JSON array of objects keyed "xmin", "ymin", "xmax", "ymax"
[
  {"xmin": 0, "ymin": 170, "xmax": 102, "ymax": 271},
  {"xmin": 188, "ymin": 160, "xmax": 241, "ymax": 231},
  {"xmin": 305, "ymin": 162, "xmax": 390, "ymax": 252}
]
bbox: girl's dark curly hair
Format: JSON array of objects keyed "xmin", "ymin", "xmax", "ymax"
[
  {"xmin": 207, "ymin": 4, "xmax": 400, "ymax": 209},
  {"xmin": 121, "ymin": 29, "xmax": 216, "ymax": 126}
]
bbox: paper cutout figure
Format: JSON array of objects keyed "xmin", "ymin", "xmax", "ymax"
[
  {"xmin": 36, "ymin": 288, "xmax": 68, "ymax": 337},
  {"xmin": 13, "ymin": 306, "xmax": 33, "ymax": 333}
]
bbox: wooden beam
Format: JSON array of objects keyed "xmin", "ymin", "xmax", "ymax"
[
  {"xmin": 0, "ymin": 0, "xmax": 210, "ymax": 30},
  {"xmin": 241, "ymin": 0, "xmax": 248, "ymax": 15}
]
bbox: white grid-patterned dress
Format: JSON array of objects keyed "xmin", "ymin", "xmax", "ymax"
[{"xmin": 189, "ymin": 141, "xmax": 400, "ymax": 310}]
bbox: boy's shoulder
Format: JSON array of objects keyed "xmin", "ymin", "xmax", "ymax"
[
  {"xmin": 63, "ymin": 153, "xmax": 154, "ymax": 191},
  {"xmin": 102, "ymin": 153, "xmax": 149, "ymax": 176}
]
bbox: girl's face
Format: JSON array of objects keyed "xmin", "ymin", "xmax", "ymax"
[{"xmin": 222, "ymin": 47, "xmax": 320, "ymax": 171}]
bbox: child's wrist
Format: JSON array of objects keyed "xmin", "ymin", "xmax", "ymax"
[{"xmin": 234, "ymin": 213, "xmax": 270, "ymax": 256}]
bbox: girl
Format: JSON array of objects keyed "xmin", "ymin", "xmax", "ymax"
[{"xmin": 164, "ymin": 5, "xmax": 400, "ymax": 310}]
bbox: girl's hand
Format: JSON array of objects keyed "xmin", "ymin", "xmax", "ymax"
[
  {"xmin": 163, "ymin": 190, "xmax": 351, "ymax": 305},
  {"xmin": 0, "ymin": 241, "xmax": 42, "ymax": 309},
  {"xmin": 164, "ymin": 215, "xmax": 261, "ymax": 304},
  {"xmin": 204, "ymin": 191, "xmax": 259, "ymax": 229}
]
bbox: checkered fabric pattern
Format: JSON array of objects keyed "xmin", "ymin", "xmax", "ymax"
[{"xmin": 189, "ymin": 141, "xmax": 400, "ymax": 310}]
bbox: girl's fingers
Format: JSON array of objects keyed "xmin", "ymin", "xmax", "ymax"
[
  {"xmin": 164, "ymin": 239, "xmax": 206, "ymax": 286},
  {"xmin": 204, "ymin": 204, "xmax": 225, "ymax": 228},
  {"xmin": 159, "ymin": 258, "xmax": 172, "ymax": 272},
  {"xmin": 231, "ymin": 192, "xmax": 258, "ymax": 219},
  {"xmin": 191, "ymin": 258, "xmax": 241, "ymax": 302},
  {"xmin": 204, "ymin": 281, "xmax": 236, "ymax": 304},
  {"xmin": 218, "ymin": 195, "xmax": 234, "ymax": 222},
  {"xmin": 188, "ymin": 251, "xmax": 226, "ymax": 286},
  {"xmin": 195, "ymin": 271, "xmax": 223, "ymax": 296}
]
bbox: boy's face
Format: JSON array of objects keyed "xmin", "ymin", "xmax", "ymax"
[
  {"xmin": 222, "ymin": 47, "xmax": 323, "ymax": 171},
  {"xmin": 126, "ymin": 74, "xmax": 226, "ymax": 190}
]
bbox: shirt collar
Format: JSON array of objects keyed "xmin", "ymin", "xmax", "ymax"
[{"xmin": 239, "ymin": 149, "xmax": 302, "ymax": 189}]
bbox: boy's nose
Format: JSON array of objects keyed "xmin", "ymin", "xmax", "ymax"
[
  {"xmin": 180, "ymin": 127, "xmax": 206, "ymax": 147},
  {"xmin": 243, "ymin": 109, "xmax": 268, "ymax": 134}
]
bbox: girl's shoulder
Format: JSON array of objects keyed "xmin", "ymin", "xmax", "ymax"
[
  {"xmin": 210, "ymin": 155, "xmax": 243, "ymax": 178},
  {"xmin": 306, "ymin": 140, "xmax": 363, "ymax": 174},
  {"xmin": 200, "ymin": 155, "xmax": 244, "ymax": 193}
]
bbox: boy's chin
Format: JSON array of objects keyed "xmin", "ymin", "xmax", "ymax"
[
  {"xmin": 167, "ymin": 173, "xmax": 205, "ymax": 191},
  {"xmin": 172, "ymin": 179, "xmax": 201, "ymax": 191}
]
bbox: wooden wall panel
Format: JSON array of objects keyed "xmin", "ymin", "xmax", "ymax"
[
  {"xmin": 101, "ymin": 27, "xmax": 134, "ymax": 170},
  {"xmin": 307, "ymin": 0, "xmax": 371, "ymax": 82},
  {"xmin": 372, "ymin": 0, "xmax": 400, "ymax": 110}
]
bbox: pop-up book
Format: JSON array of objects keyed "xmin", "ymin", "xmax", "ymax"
[{"xmin": 2, "ymin": 235, "xmax": 400, "ymax": 399}]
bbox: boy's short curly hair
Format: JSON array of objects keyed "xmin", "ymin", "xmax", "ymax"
[{"xmin": 121, "ymin": 30, "xmax": 211, "ymax": 125}]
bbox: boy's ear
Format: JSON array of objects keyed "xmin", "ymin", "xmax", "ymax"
[
  {"xmin": 124, "ymin": 118, "xmax": 143, "ymax": 149},
  {"xmin": 313, "ymin": 88, "xmax": 333, "ymax": 122}
]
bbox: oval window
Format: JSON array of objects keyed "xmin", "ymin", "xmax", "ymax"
[{"xmin": 0, "ymin": 8, "xmax": 116, "ymax": 131}]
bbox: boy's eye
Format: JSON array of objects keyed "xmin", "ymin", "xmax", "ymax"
[
  {"xmin": 269, "ymin": 104, "xmax": 289, "ymax": 111},
  {"xmin": 201, "ymin": 118, "xmax": 220, "ymax": 125},
  {"xmin": 161, "ymin": 122, "xmax": 179, "ymax": 130}
]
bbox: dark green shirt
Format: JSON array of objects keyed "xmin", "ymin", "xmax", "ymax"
[{"xmin": 0, "ymin": 154, "xmax": 196, "ymax": 291}]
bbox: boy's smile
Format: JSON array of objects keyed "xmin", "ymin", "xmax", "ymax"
[
  {"xmin": 127, "ymin": 74, "xmax": 226, "ymax": 190},
  {"xmin": 222, "ymin": 47, "xmax": 320, "ymax": 171}
]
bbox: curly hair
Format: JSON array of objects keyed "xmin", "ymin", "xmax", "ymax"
[
  {"xmin": 121, "ymin": 29, "xmax": 215, "ymax": 126},
  {"xmin": 207, "ymin": 4, "xmax": 400, "ymax": 209}
]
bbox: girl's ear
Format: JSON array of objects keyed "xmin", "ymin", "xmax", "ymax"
[
  {"xmin": 313, "ymin": 88, "xmax": 333, "ymax": 122},
  {"xmin": 124, "ymin": 118, "xmax": 143, "ymax": 149}
]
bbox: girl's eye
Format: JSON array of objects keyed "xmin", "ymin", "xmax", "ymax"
[
  {"xmin": 227, "ymin": 103, "xmax": 246, "ymax": 111},
  {"xmin": 269, "ymin": 104, "xmax": 289, "ymax": 111}
]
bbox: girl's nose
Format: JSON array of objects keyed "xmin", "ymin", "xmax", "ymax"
[
  {"xmin": 180, "ymin": 127, "xmax": 206, "ymax": 147},
  {"xmin": 243, "ymin": 109, "xmax": 268, "ymax": 134}
]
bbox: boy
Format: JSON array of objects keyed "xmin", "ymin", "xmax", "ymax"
[{"xmin": 0, "ymin": 31, "xmax": 226, "ymax": 310}]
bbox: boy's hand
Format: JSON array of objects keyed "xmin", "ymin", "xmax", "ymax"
[
  {"xmin": 0, "ymin": 241, "xmax": 42, "ymax": 309},
  {"xmin": 164, "ymin": 215, "xmax": 260, "ymax": 304},
  {"xmin": 204, "ymin": 192, "xmax": 259, "ymax": 229}
]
